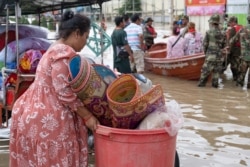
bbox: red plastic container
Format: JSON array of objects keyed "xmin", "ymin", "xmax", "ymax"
[{"xmin": 94, "ymin": 125, "xmax": 177, "ymax": 167}]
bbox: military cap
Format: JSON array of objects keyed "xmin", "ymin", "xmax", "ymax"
[
  {"xmin": 209, "ymin": 14, "xmax": 220, "ymax": 24},
  {"xmin": 228, "ymin": 16, "xmax": 238, "ymax": 23}
]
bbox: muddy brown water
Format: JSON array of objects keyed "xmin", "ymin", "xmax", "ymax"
[
  {"xmin": 144, "ymin": 71, "xmax": 250, "ymax": 167},
  {"xmin": 1, "ymin": 70, "xmax": 250, "ymax": 167}
]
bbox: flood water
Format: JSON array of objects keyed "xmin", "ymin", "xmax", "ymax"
[
  {"xmin": 1, "ymin": 23, "xmax": 250, "ymax": 167},
  {"xmin": 144, "ymin": 71, "xmax": 250, "ymax": 167}
]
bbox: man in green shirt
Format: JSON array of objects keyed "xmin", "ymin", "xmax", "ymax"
[{"xmin": 111, "ymin": 16, "xmax": 134, "ymax": 73}]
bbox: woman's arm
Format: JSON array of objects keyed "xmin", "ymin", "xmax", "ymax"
[{"xmin": 76, "ymin": 106, "xmax": 100, "ymax": 131}]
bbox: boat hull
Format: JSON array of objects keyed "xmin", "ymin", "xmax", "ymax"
[{"xmin": 145, "ymin": 43, "xmax": 205, "ymax": 80}]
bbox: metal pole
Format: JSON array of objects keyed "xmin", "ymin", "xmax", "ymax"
[
  {"xmin": 99, "ymin": 3, "xmax": 104, "ymax": 65},
  {"xmin": 15, "ymin": 2, "xmax": 20, "ymax": 70},
  {"xmin": 2, "ymin": 4, "xmax": 10, "ymax": 108},
  {"xmin": 4, "ymin": 5, "xmax": 9, "ymax": 68},
  {"xmin": 169, "ymin": 0, "xmax": 173, "ymax": 26},
  {"xmin": 133, "ymin": 0, "xmax": 135, "ymax": 14},
  {"xmin": 125, "ymin": 1, "xmax": 127, "ymax": 13},
  {"xmin": 111, "ymin": 0, "xmax": 113, "ymax": 21},
  {"xmin": 248, "ymin": 0, "xmax": 250, "ymax": 14},
  {"xmin": 151, "ymin": 0, "xmax": 153, "ymax": 17},
  {"xmin": 153, "ymin": 1, "xmax": 155, "ymax": 19},
  {"xmin": 162, "ymin": 0, "xmax": 164, "ymax": 24}
]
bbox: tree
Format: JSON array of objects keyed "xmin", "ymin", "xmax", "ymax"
[
  {"xmin": 40, "ymin": 16, "xmax": 47, "ymax": 28},
  {"xmin": 18, "ymin": 16, "xmax": 30, "ymax": 24},
  {"xmin": 31, "ymin": 19, "xmax": 39, "ymax": 26},
  {"xmin": 117, "ymin": 0, "xmax": 142, "ymax": 16},
  {"xmin": 48, "ymin": 17, "xmax": 56, "ymax": 31}
]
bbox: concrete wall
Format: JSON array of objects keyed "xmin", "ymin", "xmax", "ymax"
[
  {"xmin": 101, "ymin": 0, "xmax": 213, "ymax": 35},
  {"xmin": 102, "ymin": 0, "xmax": 185, "ymax": 24}
]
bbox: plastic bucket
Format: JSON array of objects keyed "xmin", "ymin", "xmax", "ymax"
[{"xmin": 94, "ymin": 125, "xmax": 177, "ymax": 167}]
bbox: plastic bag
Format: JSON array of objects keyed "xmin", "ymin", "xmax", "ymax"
[
  {"xmin": 164, "ymin": 100, "xmax": 184, "ymax": 136},
  {"xmin": 137, "ymin": 104, "xmax": 169, "ymax": 129},
  {"xmin": 137, "ymin": 100, "xmax": 184, "ymax": 136}
]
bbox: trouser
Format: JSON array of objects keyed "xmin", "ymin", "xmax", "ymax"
[
  {"xmin": 228, "ymin": 47, "xmax": 241, "ymax": 80},
  {"xmin": 237, "ymin": 60, "xmax": 250, "ymax": 86},
  {"xmin": 131, "ymin": 50, "xmax": 145, "ymax": 73},
  {"xmin": 198, "ymin": 60, "xmax": 223, "ymax": 86}
]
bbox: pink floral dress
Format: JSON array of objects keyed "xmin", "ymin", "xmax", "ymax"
[{"xmin": 9, "ymin": 44, "xmax": 89, "ymax": 167}]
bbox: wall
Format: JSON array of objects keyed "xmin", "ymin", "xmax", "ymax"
[
  {"xmin": 102, "ymin": 0, "xmax": 185, "ymax": 24},
  {"xmin": 227, "ymin": 0, "xmax": 249, "ymax": 26}
]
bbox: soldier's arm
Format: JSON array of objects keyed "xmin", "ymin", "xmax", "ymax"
[
  {"xmin": 243, "ymin": 30, "xmax": 250, "ymax": 46},
  {"xmin": 228, "ymin": 28, "xmax": 239, "ymax": 47},
  {"xmin": 203, "ymin": 32, "xmax": 209, "ymax": 53},
  {"xmin": 229, "ymin": 32, "xmax": 240, "ymax": 45}
]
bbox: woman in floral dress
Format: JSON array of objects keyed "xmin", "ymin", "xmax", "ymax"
[{"xmin": 9, "ymin": 11, "xmax": 99, "ymax": 167}]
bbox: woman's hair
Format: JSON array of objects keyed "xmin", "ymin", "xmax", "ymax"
[
  {"xmin": 172, "ymin": 25, "xmax": 180, "ymax": 35},
  {"xmin": 58, "ymin": 10, "xmax": 91, "ymax": 39}
]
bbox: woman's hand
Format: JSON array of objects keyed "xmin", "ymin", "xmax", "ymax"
[
  {"xmin": 83, "ymin": 114, "xmax": 100, "ymax": 132},
  {"xmin": 76, "ymin": 106, "xmax": 100, "ymax": 131}
]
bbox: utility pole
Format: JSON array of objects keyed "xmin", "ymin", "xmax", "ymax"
[
  {"xmin": 162, "ymin": 0, "xmax": 165, "ymax": 24},
  {"xmin": 151, "ymin": 0, "xmax": 153, "ymax": 17},
  {"xmin": 169, "ymin": 0, "xmax": 174, "ymax": 26},
  {"xmin": 133, "ymin": 0, "xmax": 135, "ymax": 14},
  {"xmin": 248, "ymin": 0, "xmax": 250, "ymax": 14},
  {"xmin": 125, "ymin": 0, "xmax": 127, "ymax": 14}
]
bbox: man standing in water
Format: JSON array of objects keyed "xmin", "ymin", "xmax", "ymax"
[
  {"xmin": 111, "ymin": 16, "xmax": 134, "ymax": 74},
  {"xmin": 227, "ymin": 16, "xmax": 243, "ymax": 81},
  {"xmin": 125, "ymin": 14, "xmax": 145, "ymax": 73},
  {"xmin": 236, "ymin": 15, "xmax": 250, "ymax": 88},
  {"xmin": 198, "ymin": 14, "xmax": 227, "ymax": 88}
]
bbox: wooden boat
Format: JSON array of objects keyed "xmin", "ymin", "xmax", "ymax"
[{"xmin": 144, "ymin": 42, "xmax": 205, "ymax": 80}]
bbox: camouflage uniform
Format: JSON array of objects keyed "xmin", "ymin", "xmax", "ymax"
[
  {"xmin": 198, "ymin": 14, "xmax": 226, "ymax": 88},
  {"xmin": 228, "ymin": 16, "xmax": 242, "ymax": 81},
  {"xmin": 236, "ymin": 16, "xmax": 250, "ymax": 87}
]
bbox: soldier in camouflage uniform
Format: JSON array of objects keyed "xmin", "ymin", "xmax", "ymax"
[
  {"xmin": 236, "ymin": 15, "xmax": 250, "ymax": 87},
  {"xmin": 198, "ymin": 14, "xmax": 227, "ymax": 88}
]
